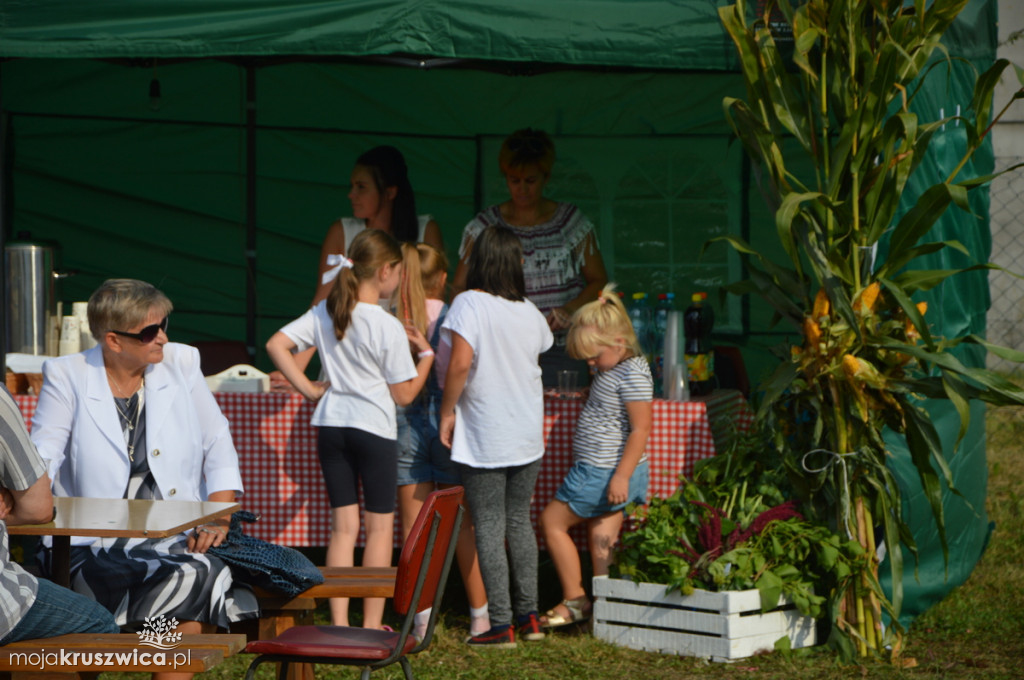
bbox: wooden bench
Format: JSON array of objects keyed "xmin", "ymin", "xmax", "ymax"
[
  {"xmin": 254, "ymin": 566, "xmax": 398, "ymax": 639},
  {"xmin": 0, "ymin": 633, "xmax": 246, "ymax": 678}
]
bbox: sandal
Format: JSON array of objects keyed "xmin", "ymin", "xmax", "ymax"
[{"xmin": 540, "ymin": 596, "xmax": 591, "ymax": 628}]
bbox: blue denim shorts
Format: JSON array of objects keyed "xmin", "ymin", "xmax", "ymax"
[
  {"xmin": 396, "ymin": 400, "xmax": 460, "ymax": 487},
  {"xmin": 554, "ymin": 459, "xmax": 649, "ymax": 518},
  {"xmin": 0, "ymin": 577, "xmax": 120, "ymax": 643}
]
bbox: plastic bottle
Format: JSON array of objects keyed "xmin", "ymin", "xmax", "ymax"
[
  {"xmin": 652, "ymin": 293, "xmax": 675, "ymax": 396},
  {"xmin": 683, "ymin": 292, "xmax": 715, "ymax": 396},
  {"xmin": 628, "ymin": 292, "xmax": 653, "ymax": 362}
]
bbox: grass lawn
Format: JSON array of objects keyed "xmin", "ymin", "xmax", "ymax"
[{"xmin": 103, "ymin": 403, "xmax": 1024, "ymax": 679}]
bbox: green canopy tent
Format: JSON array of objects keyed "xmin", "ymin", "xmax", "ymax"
[{"xmin": 0, "ymin": 0, "xmax": 1000, "ymax": 627}]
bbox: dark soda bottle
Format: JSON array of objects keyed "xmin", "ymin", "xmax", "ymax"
[{"xmin": 683, "ymin": 292, "xmax": 715, "ymax": 396}]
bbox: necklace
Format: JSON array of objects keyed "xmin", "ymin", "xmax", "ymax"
[
  {"xmin": 106, "ymin": 369, "xmax": 143, "ymax": 399},
  {"xmin": 113, "ymin": 392, "xmax": 142, "ymax": 461},
  {"xmin": 108, "ymin": 372, "xmax": 144, "ymax": 461}
]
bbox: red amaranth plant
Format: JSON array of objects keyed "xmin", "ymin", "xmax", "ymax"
[{"xmin": 727, "ymin": 500, "xmax": 803, "ymax": 548}]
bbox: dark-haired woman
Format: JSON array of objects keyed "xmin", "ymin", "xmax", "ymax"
[
  {"xmin": 313, "ymin": 145, "xmax": 444, "ymax": 304},
  {"xmin": 271, "ymin": 145, "xmax": 446, "ymax": 389},
  {"xmin": 452, "ymin": 129, "xmax": 607, "ymax": 388}
]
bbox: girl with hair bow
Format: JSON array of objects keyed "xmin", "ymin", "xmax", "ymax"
[{"xmin": 267, "ymin": 229, "xmax": 434, "ymax": 629}]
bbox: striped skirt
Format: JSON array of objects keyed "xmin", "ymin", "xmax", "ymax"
[{"xmin": 46, "ymin": 535, "xmax": 259, "ymax": 631}]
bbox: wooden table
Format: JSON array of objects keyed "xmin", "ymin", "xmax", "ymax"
[{"xmin": 7, "ymin": 497, "xmax": 240, "ymax": 587}]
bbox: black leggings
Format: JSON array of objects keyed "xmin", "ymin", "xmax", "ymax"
[{"xmin": 317, "ymin": 426, "xmax": 398, "ymax": 513}]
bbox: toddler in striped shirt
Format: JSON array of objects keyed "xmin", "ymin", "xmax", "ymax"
[{"xmin": 539, "ymin": 283, "xmax": 653, "ymax": 629}]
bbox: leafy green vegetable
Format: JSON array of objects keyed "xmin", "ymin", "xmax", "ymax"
[{"xmin": 612, "ymin": 429, "xmax": 865, "ymax": 620}]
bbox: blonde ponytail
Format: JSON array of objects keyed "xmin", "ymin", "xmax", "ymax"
[{"xmin": 566, "ymin": 283, "xmax": 641, "ymax": 359}]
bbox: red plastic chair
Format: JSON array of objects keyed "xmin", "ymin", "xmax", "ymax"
[{"xmin": 243, "ymin": 487, "xmax": 465, "ymax": 680}]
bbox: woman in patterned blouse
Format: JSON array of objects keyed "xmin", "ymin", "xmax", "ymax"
[{"xmin": 453, "ymin": 128, "xmax": 608, "ymax": 387}]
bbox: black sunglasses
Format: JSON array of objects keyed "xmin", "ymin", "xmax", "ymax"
[{"xmin": 111, "ymin": 316, "xmax": 169, "ymax": 343}]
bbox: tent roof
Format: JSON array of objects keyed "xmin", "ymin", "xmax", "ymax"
[
  {"xmin": 0, "ymin": 0, "xmax": 738, "ymax": 70},
  {"xmin": 0, "ymin": 1, "xmax": 996, "ymax": 70}
]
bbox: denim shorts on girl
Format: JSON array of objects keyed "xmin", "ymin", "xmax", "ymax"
[
  {"xmin": 554, "ymin": 459, "xmax": 649, "ymax": 518},
  {"xmin": 395, "ymin": 401, "xmax": 460, "ymax": 487}
]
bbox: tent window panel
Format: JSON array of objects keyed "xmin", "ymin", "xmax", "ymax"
[
  {"xmin": 479, "ymin": 135, "xmax": 743, "ymax": 333},
  {"xmin": 610, "ymin": 202, "xmax": 672, "ymax": 263}
]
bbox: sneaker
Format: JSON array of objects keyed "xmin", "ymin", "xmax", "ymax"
[
  {"xmin": 517, "ymin": 612, "xmax": 546, "ymax": 641},
  {"xmin": 466, "ymin": 624, "xmax": 517, "ymax": 649}
]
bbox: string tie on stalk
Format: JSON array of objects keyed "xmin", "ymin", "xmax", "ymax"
[{"xmin": 802, "ymin": 447, "xmax": 866, "ymax": 539}]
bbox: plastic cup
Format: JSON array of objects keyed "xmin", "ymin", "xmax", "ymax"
[{"xmin": 557, "ymin": 370, "xmax": 578, "ymax": 397}]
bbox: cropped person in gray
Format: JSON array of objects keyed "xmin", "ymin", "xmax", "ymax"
[{"xmin": 0, "ymin": 384, "xmax": 118, "ymax": 643}]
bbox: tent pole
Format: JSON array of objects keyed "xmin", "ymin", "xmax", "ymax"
[{"xmin": 245, "ymin": 62, "xmax": 257, "ymax": 363}]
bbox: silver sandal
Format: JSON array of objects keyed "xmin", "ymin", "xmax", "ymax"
[{"xmin": 541, "ymin": 596, "xmax": 591, "ymax": 628}]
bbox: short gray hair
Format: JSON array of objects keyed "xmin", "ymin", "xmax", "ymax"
[{"xmin": 87, "ymin": 279, "xmax": 173, "ymax": 342}]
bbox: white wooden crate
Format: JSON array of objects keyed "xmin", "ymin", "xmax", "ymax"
[{"xmin": 592, "ymin": 575, "xmax": 817, "ymax": 662}]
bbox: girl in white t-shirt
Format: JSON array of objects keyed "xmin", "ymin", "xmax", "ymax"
[
  {"xmin": 538, "ymin": 283, "xmax": 652, "ymax": 629},
  {"xmin": 439, "ymin": 225, "xmax": 554, "ymax": 648},
  {"xmin": 266, "ymin": 228, "xmax": 435, "ymax": 629}
]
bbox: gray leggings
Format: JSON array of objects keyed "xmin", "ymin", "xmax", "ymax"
[{"xmin": 459, "ymin": 459, "xmax": 542, "ymax": 627}]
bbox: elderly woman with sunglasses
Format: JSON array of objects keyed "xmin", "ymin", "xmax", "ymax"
[
  {"xmin": 452, "ymin": 128, "xmax": 608, "ymax": 388},
  {"xmin": 29, "ymin": 279, "xmax": 257, "ymax": 656}
]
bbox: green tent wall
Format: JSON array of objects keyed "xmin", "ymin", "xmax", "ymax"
[{"xmin": 0, "ymin": 0, "xmax": 1000, "ymax": 628}]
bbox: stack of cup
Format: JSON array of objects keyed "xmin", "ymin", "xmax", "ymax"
[
  {"xmin": 59, "ymin": 315, "xmax": 81, "ymax": 356},
  {"xmin": 662, "ymin": 310, "xmax": 689, "ymax": 401},
  {"xmin": 73, "ymin": 301, "xmax": 97, "ymax": 350}
]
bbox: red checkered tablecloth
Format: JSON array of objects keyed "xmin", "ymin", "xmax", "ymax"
[{"xmin": 13, "ymin": 389, "xmax": 752, "ymax": 549}]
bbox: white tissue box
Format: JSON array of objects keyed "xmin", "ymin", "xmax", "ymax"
[{"xmin": 205, "ymin": 364, "xmax": 270, "ymax": 393}]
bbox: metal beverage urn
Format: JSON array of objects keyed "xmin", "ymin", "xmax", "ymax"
[{"xmin": 4, "ymin": 242, "xmax": 59, "ymax": 356}]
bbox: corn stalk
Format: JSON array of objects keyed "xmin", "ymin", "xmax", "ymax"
[{"xmin": 716, "ymin": 0, "xmax": 1024, "ymax": 660}]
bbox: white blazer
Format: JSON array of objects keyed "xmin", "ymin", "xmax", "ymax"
[{"xmin": 31, "ymin": 343, "xmax": 243, "ymax": 509}]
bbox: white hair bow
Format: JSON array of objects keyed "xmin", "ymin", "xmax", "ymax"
[{"xmin": 321, "ymin": 254, "xmax": 354, "ymax": 285}]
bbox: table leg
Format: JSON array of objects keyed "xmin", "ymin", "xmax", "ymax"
[{"xmin": 51, "ymin": 536, "xmax": 71, "ymax": 588}]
